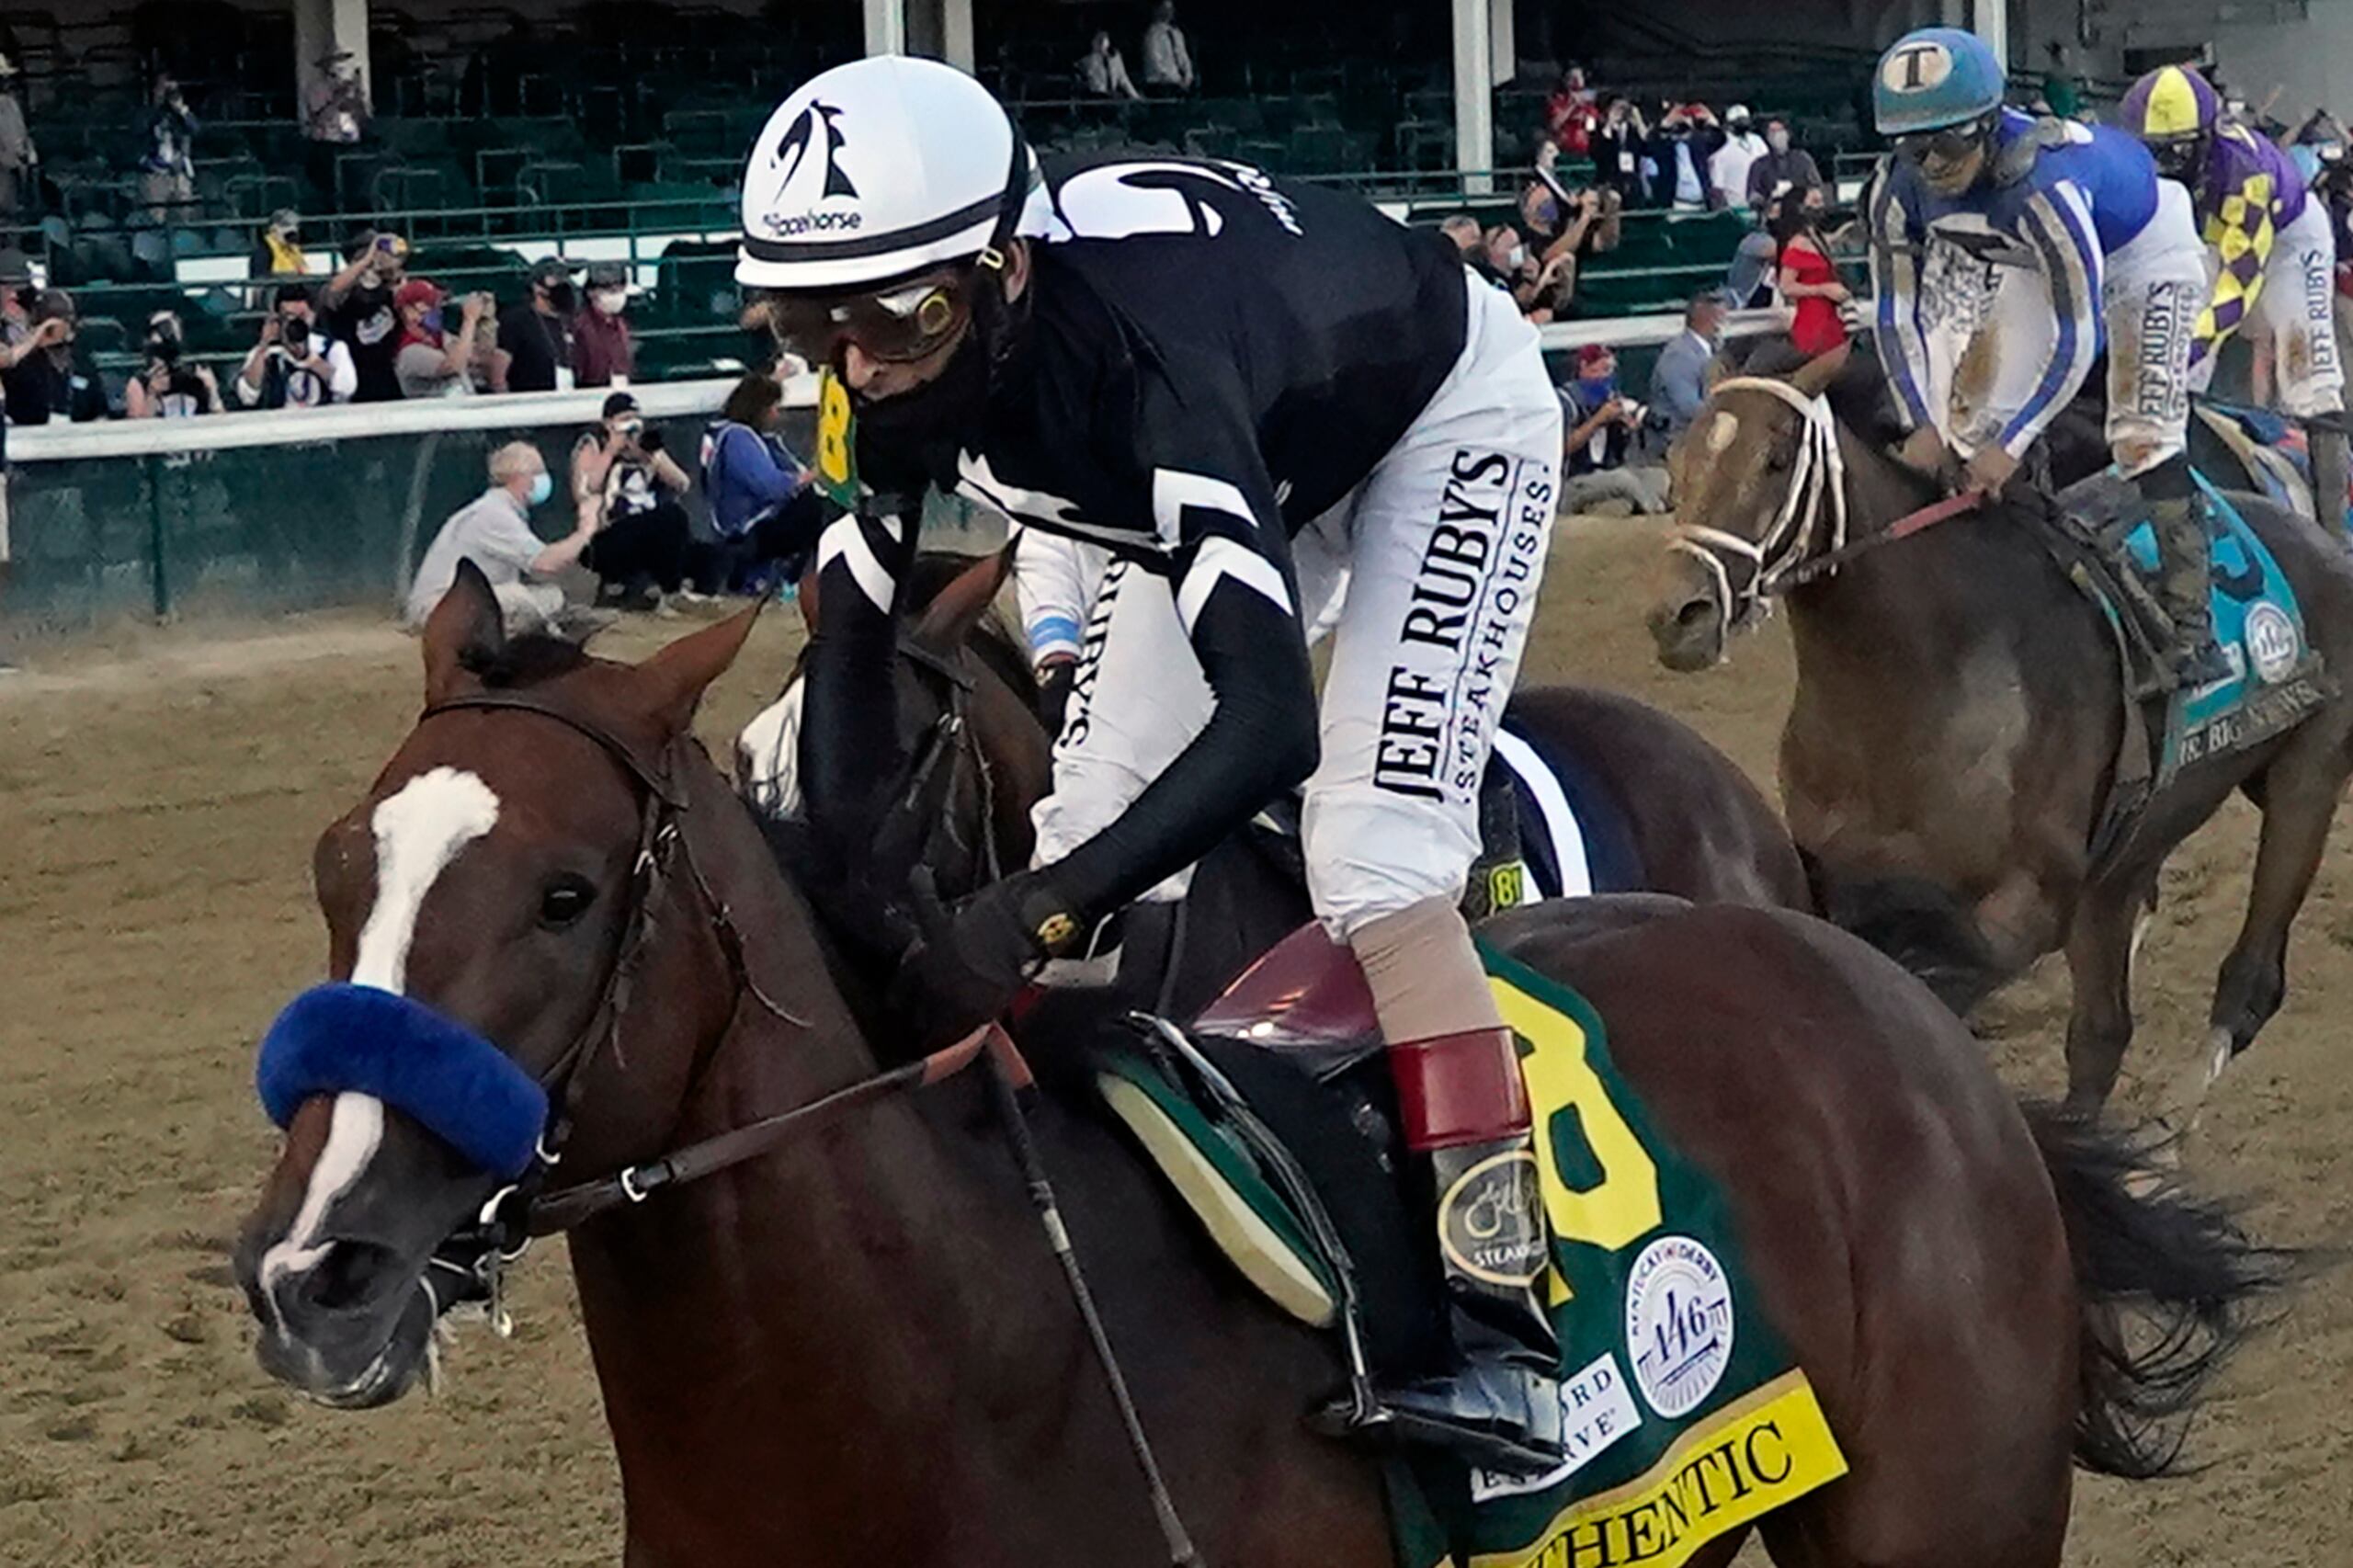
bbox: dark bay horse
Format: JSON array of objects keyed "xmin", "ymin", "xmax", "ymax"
[
  {"xmin": 738, "ymin": 551, "xmax": 1813, "ymax": 943},
  {"xmin": 233, "ymin": 569, "xmax": 2278, "ymax": 1568},
  {"xmin": 1647, "ymin": 353, "xmax": 2353, "ymax": 1117}
]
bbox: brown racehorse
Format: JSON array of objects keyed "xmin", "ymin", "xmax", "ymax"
[
  {"xmin": 233, "ymin": 567, "xmax": 2279, "ymax": 1568},
  {"xmin": 1647, "ymin": 352, "xmax": 2353, "ymax": 1118}
]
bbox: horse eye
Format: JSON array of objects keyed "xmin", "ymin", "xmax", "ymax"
[{"xmin": 539, "ymin": 875, "xmax": 597, "ymax": 929}]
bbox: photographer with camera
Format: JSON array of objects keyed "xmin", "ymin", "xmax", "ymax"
[
  {"xmin": 233, "ymin": 283, "xmax": 356, "ymax": 410},
  {"xmin": 391, "ymin": 279, "xmax": 491, "ymax": 399},
  {"xmin": 3, "ymin": 289, "xmax": 104, "ymax": 426},
  {"xmin": 1557, "ymin": 343, "xmax": 1668, "ymax": 515},
  {"xmin": 571, "ymin": 391, "xmax": 694, "ymax": 610},
  {"xmin": 320, "ymin": 229, "xmax": 408, "ymax": 402},
  {"xmin": 122, "ymin": 310, "xmax": 219, "ymax": 419}
]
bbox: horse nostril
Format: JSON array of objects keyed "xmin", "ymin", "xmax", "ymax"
[
  {"xmin": 302, "ymin": 1238, "xmax": 405, "ymax": 1314},
  {"xmin": 1675, "ymin": 597, "xmax": 1716, "ymax": 631}
]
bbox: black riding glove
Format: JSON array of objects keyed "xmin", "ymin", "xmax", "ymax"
[
  {"xmin": 1036, "ymin": 658, "xmax": 1076, "ymax": 738},
  {"xmin": 890, "ymin": 866, "xmax": 1081, "ymax": 1045}
]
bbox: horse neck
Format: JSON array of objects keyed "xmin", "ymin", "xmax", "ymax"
[
  {"xmin": 1783, "ymin": 418, "xmax": 1964, "ymax": 649},
  {"xmin": 560, "ymin": 744, "xmax": 1077, "ymax": 1554}
]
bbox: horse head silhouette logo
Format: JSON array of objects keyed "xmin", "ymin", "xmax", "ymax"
[{"xmin": 776, "ymin": 100, "xmax": 859, "ymax": 201}]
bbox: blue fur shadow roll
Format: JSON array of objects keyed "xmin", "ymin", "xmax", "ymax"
[{"xmin": 256, "ymin": 983, "xmax": 551, "ymax": 1179}]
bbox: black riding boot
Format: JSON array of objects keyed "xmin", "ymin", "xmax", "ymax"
[
  {"xmin": 1339, "ymin": 1028, "xmax": 1564, "ymax": 1475},
  {"xmin": 2309, "ymin": 415, "xmax": 2351, "ymax": 543},
  {"xmin": 2144, "ymin": 460, "xmax": 2229, "ymax": 687}
]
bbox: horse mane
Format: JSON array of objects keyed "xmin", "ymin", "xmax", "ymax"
[{"xmin": 458, "ymin": 632, "xmax": 597, "ymax": 687}]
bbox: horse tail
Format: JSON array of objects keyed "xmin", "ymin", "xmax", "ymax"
[{"xmin": 2023, "ymin": 1105, "xmax": 2295, "ymax": 1479}]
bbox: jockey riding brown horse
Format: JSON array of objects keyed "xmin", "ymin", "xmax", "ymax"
[
  {"xmin": 232, "ymin": 569, "xmax": 2280, "ymax": 1568},
  {"xmin": 1649, "ymin": 347, "xmax": 2353, "ymax": 1119}
]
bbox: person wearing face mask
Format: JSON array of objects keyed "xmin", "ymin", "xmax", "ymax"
[
  {"xmin": 234, "ymin": 283, "xmax": 357, "ymax": 410},
  {"xmin": 572, "ymin": 261, "xmax": 635, "ymax": 389},
  {"xmin": 2122, "ymin": 67, "xmax": 2351, "ymax": 540},
  {"xmin": 1646, "ymin": 104, "xmax": 1723, "ymax": 211},
  {"xmin": 1557, "ymin": 343, "xmax": 1666, "ymax": 513},
  {"xmin": 1483, "ymin": 223, "xmax": 1572, "ymax": 322},
  {"xmin": 3, "ymin": 289, "xmax": 102, "ymax": 425},
  {"xmin": 1870, "ymin": 28, "xmax": 2222, "ymax": 685},
  {"xmin": 1772, "ymin": 192, "xmax": 1849, "ymax": 358},
  {"xmin": 391, "ymin": 278, "xmax": 490, "ymax": 399},
  {"xmin": 404, "ymin": 441, "xmax": 606, "ymax": 635},
  {"xmin": 1745, "ymin": 120, "xmax": 1824, "ymax": 210},
  {"xmin": 1707, "ymin": 107, "xmax": 1766, "ymax": 211},
  {"xmin": 495, "ymin": 256, "xmax": 578, "ymax": 392},
  {"xmin": 1649, "ymin": 292, "xmax": 1731, "ymax": 440},
  {"xmin": 123, "ymin": 309, "xmax": 219, "ymax": 418},
  {"xmin": 743, "ymin": 56, "xmax": 1567, "ymax": 1474}
]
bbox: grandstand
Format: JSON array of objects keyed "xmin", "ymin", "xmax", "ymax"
[{"xmin": 0, "ymin": 0, "xmax": 1927, "ymax": 390}]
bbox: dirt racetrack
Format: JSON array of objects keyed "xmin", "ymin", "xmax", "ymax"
[{"xmin": 1, "ymin": 517, "xmax": 2347, "ymax": 1565}]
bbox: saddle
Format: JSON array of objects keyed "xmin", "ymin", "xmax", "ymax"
[
  {"xmin": 2040, "ymin": 468, "xmax": 2333, "ymax": 868},
  {"xmin": 1093, "ymin": 924, "xmax": 1850, "ymax": 1567}
]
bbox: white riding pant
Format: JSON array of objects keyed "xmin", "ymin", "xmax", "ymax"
[
  {"xmin": 2248, "ymin": 198, "xmax": 2347, "ymax": 419},
  {"xmin": 1029, "ymin": 272, "xmax": 1563, "ymax": 935},
  {"xmin": 1920, "ymin": 182, "xmax": 2206, "ymax": 476}
]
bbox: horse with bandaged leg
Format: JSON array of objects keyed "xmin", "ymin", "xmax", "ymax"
[{"xmin": 233, "ymin": 564, "xmax": 2284, "ymax": 1568}]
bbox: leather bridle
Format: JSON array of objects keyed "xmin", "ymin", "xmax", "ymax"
[
  {"xmin": 408, "ymin": 689, "xmax": 1003, "ymax": 1326},
  {"xmin": 1669, "ymin": 377, "xmax": 1988, "ymax": 631}
]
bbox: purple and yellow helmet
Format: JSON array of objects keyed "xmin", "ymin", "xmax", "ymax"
[{"xmin": 2120, "ymin": 65, "xmax": 2222, "ymax": 145}]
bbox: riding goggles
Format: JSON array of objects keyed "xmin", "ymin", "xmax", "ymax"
[
  {"xmin": 1893, "ymin": 121, "xmax": 1993, "ymax": 166},
  {"xmin": 767, "ymin": 270, "xmax": 974, "ymax": 366},
  {"xmin": 2147, "ymin": 136, "xmax": 2205, "ymax": 181}
]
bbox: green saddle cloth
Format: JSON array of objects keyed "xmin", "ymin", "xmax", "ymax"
[{"xmin": 1097, "ymin": 940, "xmax": 1848, "ymax": 1568}]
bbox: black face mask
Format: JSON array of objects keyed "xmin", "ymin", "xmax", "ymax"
[
  {"xmin": 543, "ymin": 283, "xmax": 575, "ymax": 312},
  {"xmin": 148, "ymin": 335, "xmax": 181, "ymax": 365},
  {"xmin": 850, "ymin": 322, "xmax": 994, "ymax": 487}
]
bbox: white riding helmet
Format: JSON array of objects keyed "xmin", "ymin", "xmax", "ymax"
[{"xmin": 736, "ymin": 55, "xmax": 1040, "ymax": 293}]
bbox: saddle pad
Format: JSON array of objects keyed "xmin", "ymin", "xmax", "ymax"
[
  {"xmin": 2120, "ymin": 475, "xmax": 2328, "ymax": 774},
  {"xmin": 1100, "ymin": 944, "xmax": 1847, "ymax": 1568}
]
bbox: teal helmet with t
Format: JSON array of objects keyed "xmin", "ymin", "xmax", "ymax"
[{"xmin": 1873, "ymin": 28, "xmax": 2007, "ymax": 137}]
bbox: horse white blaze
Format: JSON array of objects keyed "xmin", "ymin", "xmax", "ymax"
[
  {"xmin": 1704, "ymin": 410, "xmax": 1740, "ymax": 455},
  {"xmin": 261, "ymin": 767, "xmax": 502, "ymax": 1312}
]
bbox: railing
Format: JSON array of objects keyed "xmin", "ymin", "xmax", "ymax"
[{"xmin": 3, "ymin": 304, "xmax": 1811, "ymax": 631}]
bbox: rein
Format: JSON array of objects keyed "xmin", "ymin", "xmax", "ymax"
[{"xmin": 1668, "ymin": 376, "xmax": 1985, "ymax": 618}]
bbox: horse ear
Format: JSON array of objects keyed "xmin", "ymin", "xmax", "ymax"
[
  {"xmin": 421, "ymin": 560, "xmax": 504, "ymax": 704},
  {"xmin": 913, "ymin": 548, "xmax": 1012, "ymax": 652},
  {"xmin": 632, "ymin": 603, "xmax": 763, "ymax": 734},
  {"xmin": 1786, "ymin": 342, "xmax": 1852, "ymax": 400}
]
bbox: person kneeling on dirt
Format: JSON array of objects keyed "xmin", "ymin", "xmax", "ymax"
[
  {"xmin": 1869, "ymin": 28, "xmax": 2227, "ymax": 685},
  {"xmin": 572, "ymin": 392, "xmax": 695, "ymax": 610},
  {"xmin": 405, "ymin": 441, "xmax": 598, "ymax": 636},
  {"xmin": 698, "ymin": 369, "xmax": 829, "ymax": 594}
]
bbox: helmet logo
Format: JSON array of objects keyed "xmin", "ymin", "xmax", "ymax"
[
  {"xmin": 776, "ymin": 100, "xmax": 858, "ymax": 201},
  {"xmin": 1881, "ymin": 40, "xmax": 1955, "ymax": 95}
]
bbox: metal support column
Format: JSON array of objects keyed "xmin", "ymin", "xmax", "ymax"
[{"xmin": 1453, "ymin": 0, "xmax": 1495, "ymax": 195}]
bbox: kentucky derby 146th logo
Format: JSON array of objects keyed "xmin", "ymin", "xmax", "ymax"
[
  {"xmin": 1439, "ymin": 1148, "xmax": 1548, "ymax": 1289},
  {"xmin": 2244, "ymin": 601, "xmax": 2301, "ymax": 685},
  {"xmin": 1624, "ymin": 1234, "xmax": 1735, "ymax": 1418}
]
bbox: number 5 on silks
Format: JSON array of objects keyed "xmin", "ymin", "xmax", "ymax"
[
  {"xmin": 813, "ymin": 368, "xmax": 861, "ymax": 510},
  {"xmin": 1492, "ymin": 978, "xmax": 1662, "ymax": 1305}
]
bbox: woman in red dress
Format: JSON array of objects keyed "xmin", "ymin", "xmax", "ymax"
[{"xmin": 1773, "ymin": 192, "xmax": 1850, "ymax": 358}]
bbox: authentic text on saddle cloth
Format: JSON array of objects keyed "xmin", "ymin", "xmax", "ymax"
[{"xmin": 1392, "ymin": 947, "xmax": 1847, "ymax": 1568}]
